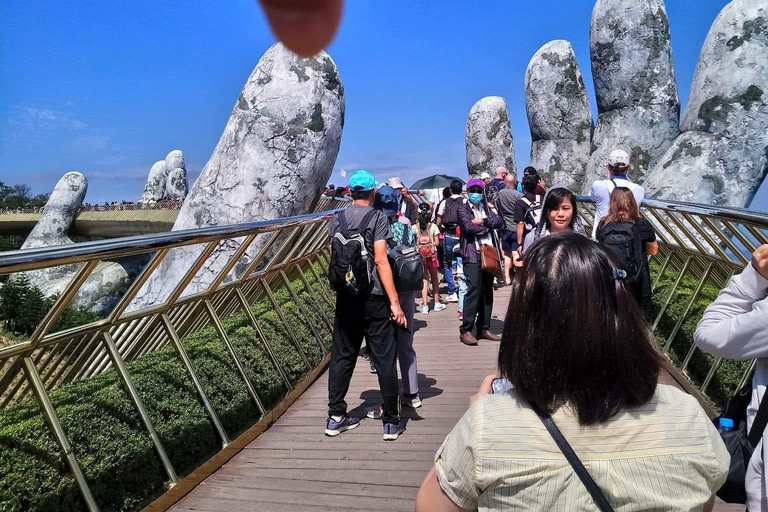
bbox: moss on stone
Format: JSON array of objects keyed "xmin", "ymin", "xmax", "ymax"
[
  {"xmin": 698, "ymin": 86, "xmax": 764, "ymax": 131},
  {"xmin": 663, "ymin": 139, "xmax": 704, "ymax": 169},
  {"xmin": 630, "ymin": 146, "xmax": 652, "ymax": 179},
  {"xmin": 702, "ymin": 173, "xmax": 725, "ymax": 196},
  {"xmin": 289, "ymin": 63, "xmax": 309, "ymax": 82},
  {"xmin": 488, "ymin": 109, "xmax": 510, "ymax": 140},
  {"xmin": 593, "ymin": 41, "xmax": 619, "ymax": 65},
  {"xmin": 726, "ymin": 17, "xmax": 766, "ymax": 51},
  {"xmin": 307, "ymin": 103, "xmax": 324, "ymax": 133}
]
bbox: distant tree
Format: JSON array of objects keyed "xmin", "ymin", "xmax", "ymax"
[{"xmin": 0, "ymin": 181, "xmax": 50, "ymax": 210}]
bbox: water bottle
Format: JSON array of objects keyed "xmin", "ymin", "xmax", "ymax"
[{"xmin": 718, "ymin": 417, "xmax": 735, "ymax": 433}]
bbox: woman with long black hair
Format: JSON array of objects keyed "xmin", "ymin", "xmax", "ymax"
[
  {"xmin": 416, "ymin": 234, "xmax": 728, "ymax": 511},
  {"xmin": 522, "ymin": 185, "xmax": 585, "ymax": 251}
]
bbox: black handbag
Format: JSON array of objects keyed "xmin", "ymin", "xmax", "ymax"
[
  {"xmin": 715, "ymin": 384, "xmax": 768, "ymax": 503},
  {"xmin": 532, "ymin": 403, "xmax": 614, "ymax": 512}
]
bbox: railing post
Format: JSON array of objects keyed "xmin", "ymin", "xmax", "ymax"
[
  {"xmin": 661, "ymin": 263, "xmax": 717, "ymax": 354},
  {"xmin": 652, "ymin": 250, "xmax": 674, "ymax": 292},
  {"xmin": 296, "ymin": 264, "xmax": 334, "ymax": 333},
  {"xmin": 260, "ymin": 280, "xmax": 313, "ymax": 370},
  {"xmin": 203, "ymin": 300, "xmax": 266, "ymax": 416},
  {"xmin": 22, "ymin": 357, "xmax": 100, "ymax": 512},
  {"xmin": 101, "ymin": 332, "xmax": 179, "ymax": 484},
  {"xmin": 234, "ymin": 288, "xmax": 293, "ymax": 391},
  {"xmin": 652, "ymin": 255, "xmax": 693, "ymax": 331},
  {"xmin": 279, "ymin": 270, "xmax": 328, "ymax": 355},
  {"xmin": 160, "ymin": 314, "xmax": 231, "ymax": 446}
]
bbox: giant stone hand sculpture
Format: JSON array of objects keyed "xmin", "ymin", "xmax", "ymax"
[
  {"xmin": 525, "ymin": 40, "xmax": 593, "ymax": 190},
  {"xmin": 18, "ymin": 172, "xmax": 130, "ymax": 315},
  {"xmin": 582, "ymin": 0, "xmax": 680, "ymax": 191},
  {"xmin": 129, "ymin": 43, "xmax": 345, "ymax": 311},
  {"xmin": 465, "ymin": 97, "xmax": 516, "ymax": 178},
  {"xmin": 643, "ymin": 0, "xmax": 768, "ymax": 207}
]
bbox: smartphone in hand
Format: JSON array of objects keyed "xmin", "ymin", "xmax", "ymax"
[{"xmin": 491, "ymin": 378, "xmax": 512, "ymax": 394}]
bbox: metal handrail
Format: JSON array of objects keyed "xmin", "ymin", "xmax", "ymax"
[{"xmin": 0, "ymin": 196, "xmax": 348, "ymax": 511}]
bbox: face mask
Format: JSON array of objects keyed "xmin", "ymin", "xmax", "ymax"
[{"xmin": 468, "ymin": 193, "xmax": 483, "ymax": 204}]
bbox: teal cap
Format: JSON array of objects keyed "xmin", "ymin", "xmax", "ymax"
[{"xmin": 349, "ymin": 170, "xmax": 377, "ymax": 192}]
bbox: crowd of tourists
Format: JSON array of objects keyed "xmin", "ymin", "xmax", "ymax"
[{"xmin": 323, "ymin": 151, "xmax": 768, "ymax": 509}]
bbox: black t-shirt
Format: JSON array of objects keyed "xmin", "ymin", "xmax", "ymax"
[{"xmin": 635, "ymin": 218, "xmax": 656, "ymax": 247}]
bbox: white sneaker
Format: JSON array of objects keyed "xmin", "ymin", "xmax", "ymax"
[
  {"xmin": 420, "ymin": 305, "xmax": 429, "ymax": 315},
  {"xmin": 446, "ymin": 294, "xmax": 459, "ymax": 303},
  {"xmin": 433, "ymin": 302, "xmax": 447, "ymax": 312},
  {"xmin": 403, "ymin": 395, "xmax": 422, "ymax": 408},
  {"xmin": 366, "ymin": 404, "xmax": 383, "ymax": 419}
]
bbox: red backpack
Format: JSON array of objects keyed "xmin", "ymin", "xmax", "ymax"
[{"xmin": 417, "ymin": 225, "xmax": 435, "ymax": 261}]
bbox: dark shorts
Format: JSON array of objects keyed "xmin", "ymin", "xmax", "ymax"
[{"xmin": 501, "ymin": 230, "xmax": 518, "ymax": 253}]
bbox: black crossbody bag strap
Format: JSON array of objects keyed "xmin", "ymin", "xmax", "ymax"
[
  {"xmin": 532, "ymin": 404, "xmax": 614, "ymax": 512},
  {"xmin": 748, "ymin": 393, "xmax": 768, "ymax": 448}
]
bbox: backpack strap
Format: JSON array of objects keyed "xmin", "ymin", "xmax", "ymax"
[
  {"xmin": 748, "ymin": 393, "xmax": 768, "ymax": 447},
  {"xmin": 532, "ymin": 403, "xmax": 615, "ymax": 512},
  {"xmin": 337, "ymin": 210, "xmax": 350, "ymax": 237},
  {"xmin": 609, "ymin": 179, "xmax": 618, "ymax": 192},
  {"xmin": 358, "ymin": 209, "xmax": 378, "ymax": 235}
]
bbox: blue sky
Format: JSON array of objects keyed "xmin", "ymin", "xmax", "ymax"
[{"xmin": 1, "ymin": 0, "xmax": 766, "ymax": 210}]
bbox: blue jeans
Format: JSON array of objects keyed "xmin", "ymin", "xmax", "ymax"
[{"xmin": 443, "ymin": 236, "xmax": 459, "ymax": 295}]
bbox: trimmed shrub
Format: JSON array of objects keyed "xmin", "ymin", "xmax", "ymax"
[
  {"xmin": 649, "ymin": 259, "xmax": 751, "ymax": 409},
  {"xmin": 0, "ymin": 263, "xmax": 332, "ymax": 512}
]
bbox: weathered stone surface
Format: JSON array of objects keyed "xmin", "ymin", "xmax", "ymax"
[
  {"xmin": 644, "ymin": 0, "xmax": 768, "ymax": 207},
  {"xmin": 129, "ymin": 43, "xmax": 345, "ymax": 311},
  {"xmin": 139, "ymin": 160, "xmax": 168, "ymax": 203},
  {"xmin": 165, "ymin": 150, "xmax": 185, "ymax": 173},
  {"xmin": 166, "ymin": 168, "xmax": 188, "ymax": 201},
  {"xmin": 525, "ymin": 40, "xmax": 593, "ymax": 189},
  {"xmin": 465, "ymin": 97, "xmax": 516, "ymax": 177},
  {"xmin": 19, "ymin": 172, "xmax": 130, "ymax": 315},
  {"xmin": 583, "ymin": 0, "xmax": 680, "ymax": 192}
]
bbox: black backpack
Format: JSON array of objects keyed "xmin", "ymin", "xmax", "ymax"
[
  {"xmin": 386, "ymin": 221, "xmax": 423, "ymax": 292},
  {"xmin": 328, "ymin": 209, "xmax": 377, "ymax": 295},
  {"xmin": 520, "ymin": 195, "xmax": 543, "ymax": 240},
  {"xmin": 440, "ymin": 197, "xmax": 462, "ymax": 232},
  {"xmin": 597, "ymin": 222, "xmax": 644, "ymax": 285},
  {"xmin": 714, "ymin": 384, "xmax": 768, "ymax": 503}
]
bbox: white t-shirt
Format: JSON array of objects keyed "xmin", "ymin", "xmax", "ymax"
[{"xmin": 590, "ymin": 177, "xmax": 645, "ymax": 238}]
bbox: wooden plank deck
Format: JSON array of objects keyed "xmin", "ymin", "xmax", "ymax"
[{"xmin": 169, "ymin": 285, "xmax": 742, "ymax": 512}]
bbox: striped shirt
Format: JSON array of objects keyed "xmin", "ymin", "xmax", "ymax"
[{"xmin": 435, "ymin": 384, "xmax": 729, "ymax": 511}]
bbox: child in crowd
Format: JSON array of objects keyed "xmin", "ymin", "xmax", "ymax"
[{"xmin": 414, "ymin": 203, "xmax": 445, "ymax": 314}]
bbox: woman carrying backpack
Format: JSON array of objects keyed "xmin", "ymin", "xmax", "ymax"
[
  {"xmin": 522, "ymin": 185, "xmax": 585, "ymax": 252},
  {"xmin": 414, "ymin": 203, "xmax": 445, "ymax": 314},
  {"xmin": 596, "ymin": 187, "xmax": 657, "ymax": 313},
  {"xmin": 370, "ymin": 186, "xmax": 422, "ymax": 408}
]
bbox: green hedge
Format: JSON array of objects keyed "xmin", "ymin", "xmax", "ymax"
[
  {"xmin": 0, "ymin": 263, "xmax": 332, "ymax": 512},
  {"xmin": 648, "ymin": 258, "xmax": 750, "ymax": 409}
]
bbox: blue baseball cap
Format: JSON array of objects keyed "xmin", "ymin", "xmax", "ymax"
[
  {"xmin": 348, "ymin": 170, "xmax": 377, "ymax": 191},
  {"xmin": 374, "ymin": 186, "xmax": 399, "ymax": 217}
]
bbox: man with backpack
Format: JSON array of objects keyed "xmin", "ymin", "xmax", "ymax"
[
  {"xmin": 589, "ymin": 149, "xmax": 645, "ymax": 238},
  {"xmin": 435, "ymin": 179, "xmax": 464, "ymax": 303},
  {"xmin": 514, "ymin": 174, "xmax": 543, "ymax": 256},
  {"xmin": 327, "ymin": 170, "xmax": 407, "ymax": 441},
  {"xmin": 495, "ymin": 173, "xmax": 522, "ymax": 283}
]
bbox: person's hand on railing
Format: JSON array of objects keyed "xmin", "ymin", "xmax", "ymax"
[{"xmin": 753, "ymin": 245, "xmax": 768, "ymax": 280}]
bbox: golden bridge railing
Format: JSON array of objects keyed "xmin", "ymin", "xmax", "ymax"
[
  {"xmin": 577, "ymin": 196, "xmax": 768, "ymax": 413},
  {"xmin": 0, "ymin": 197, "xmax": 349, "ymax": 511}
]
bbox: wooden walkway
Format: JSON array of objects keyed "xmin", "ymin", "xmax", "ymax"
[{"xmin": 169, "ymin": 285, "xmax": 741, "ymax": 512}]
